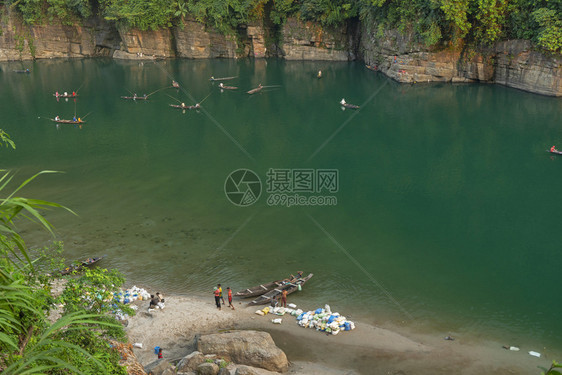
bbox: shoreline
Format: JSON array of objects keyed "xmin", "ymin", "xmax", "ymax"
[{"xmin": 124, "ymin": 291, "xmax": 553, "ymax": 375}]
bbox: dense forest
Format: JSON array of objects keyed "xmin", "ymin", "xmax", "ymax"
[{"xmin": 2, "ymin": 0, "xmax": 561, "ymax": 53}]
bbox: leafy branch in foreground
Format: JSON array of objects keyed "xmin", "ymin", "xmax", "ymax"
[{"xmin": 541, "ymin": 361, "xmax": 562, "ymax": 375}]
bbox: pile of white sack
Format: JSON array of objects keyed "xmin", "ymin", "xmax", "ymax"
[
  {"xmin": 113, "ymin": 286, "xmax": 151, "ymax": 304},
  {"xmin": 255, "ymin": 303, "xmax": 355, "ymax": 335},
  {"xmin": 296, "ymin": 305, "xmax": 355, "ymax": 335}
]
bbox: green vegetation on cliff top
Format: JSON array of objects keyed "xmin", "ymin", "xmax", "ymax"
[{"xmin": 4, "ymin": 0, "xmax": 561, "ymax": 53}]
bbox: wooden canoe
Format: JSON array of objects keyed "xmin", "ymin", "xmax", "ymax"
[
  {"xmin": 235, "ymin": 280, "xmax": 285, "ymax": 298},
  {"xmin": 51, "ymin": 119, "xmax": 86, "ymax": 124},
  {"xmin": 54, "ymin": 94, "xmax": 78, "ymax": 98},
  {"xmin": 248, "ymin": 273, "xmax": 313, "ymax": 306},
  {"xmin": 121, "ymin": 96, "xmax": 148, "ymax": 100},
  {"xmin": 14, "ymin": 69, "xmax": 30, "ymax": 73},
  {"xmin": 60, "ymin": 256, "xmax": 104, "ymax": 275},
  {"xmin": 247, "ymin": 85, "xmax": 263, "ymax": 95},
  {"xmin": 169, "ymin": 104, "xmax": 199, "ymax": 110},
  {"xmin": 219, "ymin": 84, "xmax": 238, "ymax": 90},
  {"xmin": 548, "ymin": 150, "xmax": 562, "ymax": 155},
  {"xmin": 341, "ymin": 103, "xmax": 359, "ymax": 109},
  {"xmin": 210, "ymin": 76, "xmax": 237, "ymax": 81}
]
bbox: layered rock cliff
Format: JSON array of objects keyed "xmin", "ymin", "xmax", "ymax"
[
  {"xmin": 1, "ymin": 7, "xmax": 560, "ymax": 96},
  {"xmin": 359, "ymin": 23, "xmax": 562, "ymax": 96}
]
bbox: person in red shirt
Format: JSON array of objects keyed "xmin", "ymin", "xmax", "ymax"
[
  {"xmin": 158, "ymin": 347, "xmax": 163, "ymax": 359},
  {"xmin": 213, "ymin": 287, "xmax": 221, "ymax": 310},
  {"xmin": 227, "ymin": 287, "xmax": 235, "ymax": 310},
  {"xmin": 551, "ymin": 145, "xmax": 557, "ymax": 152}
]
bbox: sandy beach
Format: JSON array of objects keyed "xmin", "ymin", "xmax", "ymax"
[{"xmin": 125, "ymin": 292, "xmax": 553, "ymax": 375}]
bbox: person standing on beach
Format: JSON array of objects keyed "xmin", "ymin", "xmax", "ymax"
[
  {"xmin": 213, "ymin": 287, "xmax": 221, "ymax": 310},
  {"xmin": 218, "ymin": 284, "xmax": 225, "ymax": 305},
  {"xmin": 158, "ymin": 348, "xmax": 163, "ymax": 359},
  {"xmin": 281, "ymin": 289, "xmax": 288, "ymax": 308},
  {"xmin": 227, "ymin": 287, "xmax": 235, "ymax": 310}
]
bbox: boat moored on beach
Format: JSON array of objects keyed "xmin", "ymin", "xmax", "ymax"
[{"xmin": 248, "ymin": 273, "xmax": 313, "ymax": 306}]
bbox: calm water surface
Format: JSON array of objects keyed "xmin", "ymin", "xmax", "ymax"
[{"xmin": 1, "ymin": 58, "xmax": 561, "ymax": 352}]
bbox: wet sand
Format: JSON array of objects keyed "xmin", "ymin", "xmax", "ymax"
[{"xmin": 125, "ymin": 293, "xmax": 551, "ymax": 375}]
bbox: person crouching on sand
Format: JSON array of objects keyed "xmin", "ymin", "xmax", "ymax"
[
  {"xmin": 227, "ymin": 287, "xmax": 235, "ymax": 310},
  {"xmin": 213, "ymin": 287, "xmax": 221, "ymax": 310}
]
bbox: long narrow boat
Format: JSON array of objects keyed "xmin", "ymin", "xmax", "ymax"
[
  {"xmin": 247, "ymin": 85, "xmax": 263, "ymax": 95},
  {"xmin": 51, "ymin": 118, "xmax": 86, "ymax": 124},
  {"xmin": 210, "ymin": 76, "xmax": 237, "ymax": 82},
  {"xmin": 14, "ymin": 69, "xmax": 31, "ymax": 73},
  {"xmin": 121, "ymin": 95, "xmax": 148, "ymax": 100},
  {"xmin": 60, "ymin": 256, "xmax": 104, "ymax": 275},
  {"xmin": 219, "ymin": 83, "xmax": 238, "ymax": 90},
  {"xmin": 53, "ymin": 94, "xmax": 79, "ymax": 98},
  {"xmin": 248, "ymin": 273, "xmax": 313, "ymax": 306},
  {"xmin": 169, "ymin": 104, "xmax": 200, "ymax": 110},
  {"xmin": 548, "ymin": 149, "xmax": 562, "ymax": 155},
  {"xmin": 342, "ymin": 103, "xmax": 360, "ymax": 109},
  {"xmin": 235, "ymin": 280, "xmax": 285, "ymax": 298}
]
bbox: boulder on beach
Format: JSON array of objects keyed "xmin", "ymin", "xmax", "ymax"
[
  {"xmin": 144, "ymin": 359, "xmax": 176, "ymax": 375},
  {"xmin": 197, "ymin": 362, "xmax": 219, "ymax": 375},
  {"xmin": 197, "ymin": 331, "xmax": 288, "ymax": 373},
  {"xmin": 177, "ymin": 351, "xmax": 206, "ymax": 372},
  {"xmin": 234, "ymin": 365, "xmax": 282, "ymax": 375}
]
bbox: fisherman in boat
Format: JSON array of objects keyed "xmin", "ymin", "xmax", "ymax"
[
  {"xmin": 195, "ymin": 103, "xmax": 201, "ymax": 109},
  {"xmin": 55, "ymin": 91, "xmax": 59, "ymax": 97},
  {"xmin": 340, "ymin": 98, "xmax": 346, "ymax": 105},
  {"xmin": 78, "ymin": 117, "xmax": 82, "ymax": 123},
  {"xmin": 551, "ymin": 145, "xmax": 557, "ymax": 152},
  {"xmin": 26, "ymin": 68, "xmax": 30, "ymax": 73},
  {"xmin": 219, "ymin": 82, "xmax": 224, "ymax": 88},
  {"xmin": 72, "ymin": 91, "xmax": 76, "ymax": 97},
  {"xmin": 64, "ymin": 91, "xmax": 68, "ymax": 97},
  {"xmin": 133, "ymin": 93, "xmax": 137, "ymax": 100},
  {"xmin": 72, "ymin": 116, "xmax": 77, "ymax": 122},
  {"xmin": 55, "ymin": 115, "xmax": 60, "ymax": 121},
  {"xmin": 317, "ymin": 70, "xmax": 322, "ymax": 78},
  {"xmin": 143, "ymin": 94, "xmax": 147, "ymax": 99},
  {"xmin": 210, "ymin": 76, "xmax": 215, "ymax": 81},
  {"xmin": 181, "ymin": 102, "xmax": 186, "ymax": 109}
]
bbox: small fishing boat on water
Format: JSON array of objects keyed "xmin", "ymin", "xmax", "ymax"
[
  {"xmin": 51, "ymin": 118, "xmax": 86, "ymax": 124},
  {"xmin": 247, "ymin": 84, "xmax": 263, "ymax": 95},
  {"xmin": 169, "ymin": 103, "xmax": 200, "ymax": 110},
  {"xmin": 248, "ymin": 273, "xmax": 314, "ymax": 306},
  {"xmin": 219, "ymin": 83, "xmax": 238, "ymax": 90},
  {"xmin": 340, "ymin": 98, "xmax": 359, "ymax": 109},
  {"xmin": 54, "ymin": 93, "xmax": 78, "ymax": 98},
  {"xmin": 210, "ymin": 76, "xmax": 237, "ymax": 82},
  {"xmin": 548, "ymin": 149, "xmax": 562, "ymax": 155},
  {"xmin": 121, "ymin": 95, "xmax": 148, "ymax": 100},
  {"xmin": 14, "ymin": 69, "xmax": 31, "ymax": 73},
  {"xmin": 60, "ymin": 256, "xmax": 104, "ymax": 275},
  {"xmin": 172, "ymin": 80, "xmax": 180, "ymax": 89}
]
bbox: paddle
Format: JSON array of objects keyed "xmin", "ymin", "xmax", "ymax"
[
  {"xmin": 165, "ymin": 93, "xmax": 181, "ymax": 104},
  {"xmin": 197, "ymin": 92, "xmax": 212, "ymax": 105}
]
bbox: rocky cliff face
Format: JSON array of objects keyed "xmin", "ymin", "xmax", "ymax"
[
  {"xmin": 1, "ymin": 6, "xmax": 560, "ymax": 96},
  {"xmin": 359, "ymin": 23, "xmax": 562, "ymax": 96}
]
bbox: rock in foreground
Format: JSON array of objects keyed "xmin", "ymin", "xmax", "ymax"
[{"xmin": 197, "ymin": 331, "xmax": 289, "ymax": 373}]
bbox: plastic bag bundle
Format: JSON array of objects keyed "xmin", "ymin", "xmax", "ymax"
[
  {"xmin": 288, "ymin": 303, "xmax": 297, "ymax": 308},
  {"xmin": 272, "ymin": 318, "xmax": 282, "ymax": 324},
  {"xmin": 255, "ymin": 310, "xmax": 265, "ymax": 316},
  {"xmin": 294, "ymin": 306, "xmax": 355, "ymax": 333}
]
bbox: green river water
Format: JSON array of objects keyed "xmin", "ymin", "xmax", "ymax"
[{"xmin": 1, "ymin": 58, "xmax": 561, "ymax": 354}]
